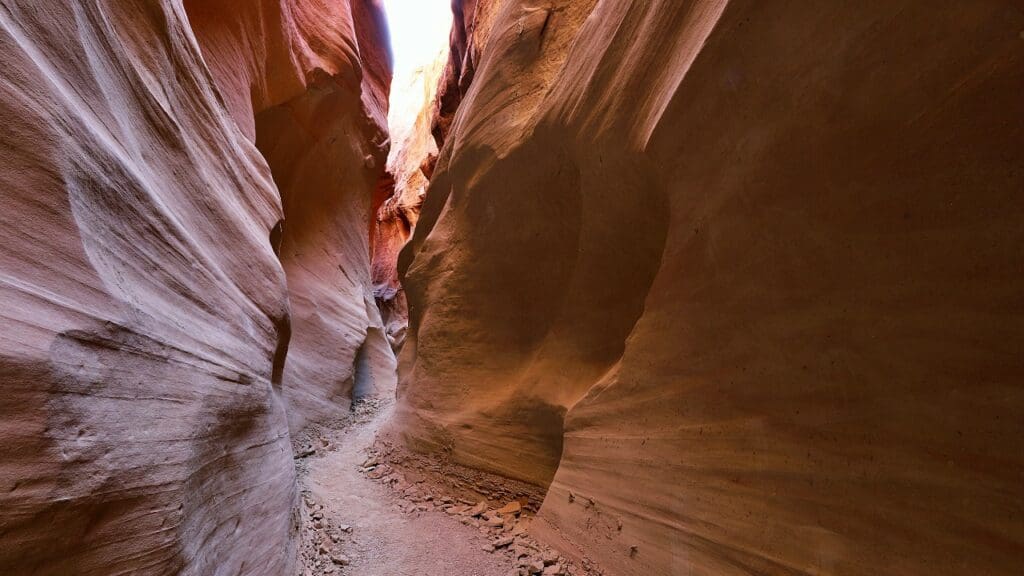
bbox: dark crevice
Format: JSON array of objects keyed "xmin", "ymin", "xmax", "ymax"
[
  {"xmin": 270, "ymin": 313, "xmax": 290, "ymax": 388},
  {"xmin": 350, "ymin": 333, "xmax": 374, "ymax": 402},
  {"xmin": 269, "ymin": 220, "xmax": 284, "ymax": 257},
  {"xmin": 538, "ymin": 9, "xmax": 552, "ymax": 46}
]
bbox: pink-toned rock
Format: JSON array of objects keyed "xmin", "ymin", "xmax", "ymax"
[
  {"xmin": 2, "ymin": 1, "xmax": 1022, "ymax": 575},
  {"xmin": 0, "ymin": 0, "xmax": 392, "ymax": 573},
  {"xmin": 188, "ymin": 0, "xmax": 397, "ymax": 434}
]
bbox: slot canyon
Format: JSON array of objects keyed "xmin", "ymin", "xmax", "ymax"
[{"xmin": 0, "ymin": 0, "xmax": 1022, "ymax": 574}]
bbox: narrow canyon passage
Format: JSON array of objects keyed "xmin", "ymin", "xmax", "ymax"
[
  {"xmin": 293, "ymin": 397, "xmax": 549, "ymax": 576},
  {"xmin": 0, "ymin": 1, "xmax": 1022, "ymax": 576},
  {"xmin": 289, "ymin": 3, "xmax": 579, "ymax": 573}
]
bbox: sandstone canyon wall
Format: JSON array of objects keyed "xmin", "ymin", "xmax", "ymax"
[
  {"xmin": 186, "ymin": 0, "xmax": 396, "ymax": 433},
  {"xmin": 0, "ymin": 0, "xmax": 392, "ymax": 573},
  {"xmin": 394, "ymin": 1, "xmax": 1024, "ymax": 575},
  {"xmin": 372, "ymin": 50, "xmax": 448, "ymax": 348}
]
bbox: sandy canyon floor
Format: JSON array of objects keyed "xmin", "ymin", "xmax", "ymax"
[{"xmin": 292, "ymin": 398, "xmax": 602, "ymax": 576}]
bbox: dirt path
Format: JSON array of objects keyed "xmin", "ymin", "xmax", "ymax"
[{"xmin": 294, "ymin": 400, "xmax": 513, "ymax": 576}]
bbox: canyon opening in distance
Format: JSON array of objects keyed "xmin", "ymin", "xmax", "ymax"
[{"xmin": 0, "ymin": 1, "xmax": 1022, "ymax": 575}]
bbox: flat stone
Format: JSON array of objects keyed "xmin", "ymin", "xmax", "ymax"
[
  {"xmin": 493, "ymin": 535, "xmax": 515, "ymax": 548},
  {"xmin": 466, "ymin": 501, "xmax": 488, "ymax": 517},
  {"xmin": 497, "ymin": 501, "xmax": 522, "ymax": 516},
  {"xmin": 511, "ymin": 519, "xmax": 530, "ymax": 535}
]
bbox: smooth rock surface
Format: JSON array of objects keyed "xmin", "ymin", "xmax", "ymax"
[
  {"xmin": 0, "ymin": 0, "xmax": 394, "ymax": 573},
  {"xmin": 187, "ymin": 0, "xmax": 397, "ymax": 433},
  {"xmin": 3, "ymin": 1, "xmax": 1023, "ymax": 575},
  {"xmin": 394, "ymin": 1, "xmax": 1024, "ymax": 575},
  {"xmin": 0, "ymin": 1, "xmax": 294, "ymax": 573}
]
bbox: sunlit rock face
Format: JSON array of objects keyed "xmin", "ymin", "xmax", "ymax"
[
  {"xmin": 0, "ymin": 0, "xmax": 391, "ymax": 573},
  {"xmin": 187, "ymin": 0, "xmax": 397, "ymax": 433},
  {"xmin": 373, "ymin": 52, "xmax": 448, "ymax": 347},
  {"xmin": 431, "ymin": 0, "xmax": 502, "ymax": 146},
  {"xmin": 395, "ymin": 1, "xmax": 1024, "ymax": 575},
  {"xmin": 369, "ymin": 0, "xmax": 451, "ymax": 349}
]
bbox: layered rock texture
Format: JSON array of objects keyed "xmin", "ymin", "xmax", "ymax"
[
  {"xmin": 3, "ymin": 0, "xmax": 1023, "ymax": 575},
  {"xmin": 0, "ymin": 0, "xmax": 393, "ymax": 573},
  {"xmin": 431, "ymin": 0, "xmax": 501, "ymax": 145},
  {"xmin": 372, "ymin": 48, "xmax": 448, "ymax": 347},
  {"xmin": 187, "ymin": 0, "xmax": 397, "ymax": 432},
  {"xmin": 394, "ymin": 1, "xmax": 1024, "ymax": 575}
]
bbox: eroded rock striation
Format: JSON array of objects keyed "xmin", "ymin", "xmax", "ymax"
[
  {"xmin": 372, "ymin": 47, "xmax": 448, "ymax": 349},
  {"xmin": 187, "ymin": 0, "xmax": 397, "ymax": 433},
  {"xmin": 0, "ymin": 0, "xmax": 393, "ymax": 573},
  {"xmin": 3, "ymin": 0, "xmax": 1023, "ymax": 574},
  {"xmin": 394, "ymin": 1, "xmax": 1024, "ymax": 575}
]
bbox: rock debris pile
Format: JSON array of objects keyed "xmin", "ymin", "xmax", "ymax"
[{"xmin": 359, "ymin": 442, "xmax": 604, "ymax": 576}]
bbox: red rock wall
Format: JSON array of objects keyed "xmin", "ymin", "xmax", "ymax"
[
  {"xmin": 395, "ymin": 1, "xmax": 1024, "ymax": 575},
  {"xmin": 372, "ymin": 173, "xmax": 413, "ymax": 347},
  {"xmin": 431, "ymin": 0, "xmax": 502, "ymax": 145},
  {"xmin": 186, "ymin": 0, "xmax": 397, "ymax": 432},
  {"xmin": 255, "ymin": 73, "xmax": 397, "ymax": 430},
  {"xmin": 373, "ymin": 52, "xmax": 448, "ymax": 348},
  {"xmin": 0, "ymin": 0, "xmax": 392, "ymax": 573},
  {"xmin": 0, "ymin": 1, "xmax": 295, "ymax": 573}
]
